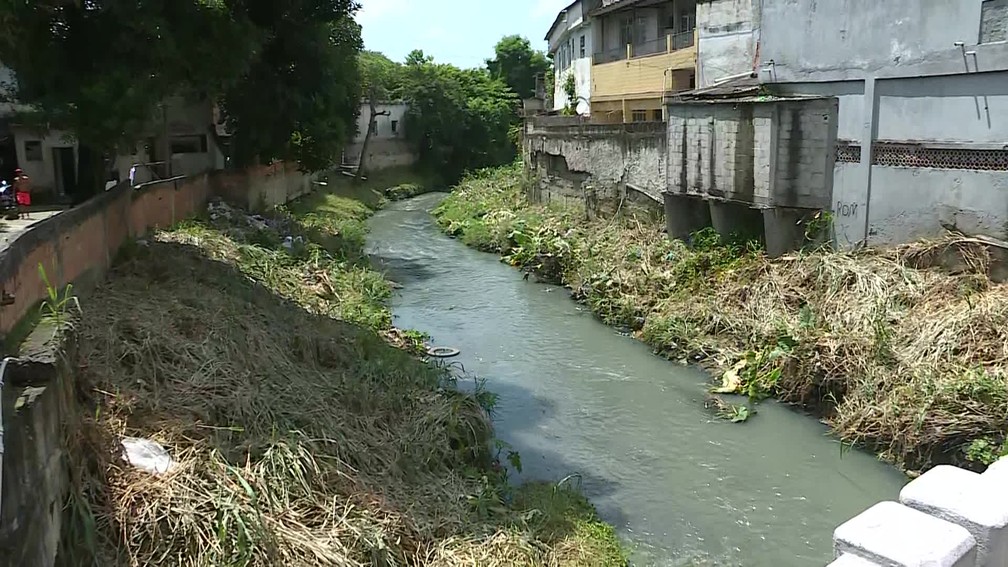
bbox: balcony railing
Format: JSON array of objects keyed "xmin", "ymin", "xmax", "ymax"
[{"xmin": 592, "ymin": 29, "xmax": 695, "ymax": 65}]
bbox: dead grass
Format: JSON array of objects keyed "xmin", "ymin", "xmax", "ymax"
[
  {"xmin": 63, "ymin": 196, "xmax": 626, "ymax": 566},
  {"xmin": 435, "ymin": 164, "xmax": 1008, "ymax": 472}
]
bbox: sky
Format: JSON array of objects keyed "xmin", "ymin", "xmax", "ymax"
[{"xmin": 357, "ymin": 0, "xmax": 570, "ymax": 69}]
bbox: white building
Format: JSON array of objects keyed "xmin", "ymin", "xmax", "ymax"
[
  {"xmin": 343, "ymin": 101, "xmax": 417, "ymax": 170},
  {"xmin": 546, "ymin": 0, "xmax": 601, "ymax": 115}
]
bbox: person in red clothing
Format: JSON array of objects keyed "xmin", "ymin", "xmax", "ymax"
[{"xmin": 13, "ymin": 168, "xmax": 31, "ymax": 219}]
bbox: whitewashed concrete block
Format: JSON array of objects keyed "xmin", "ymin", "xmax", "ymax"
[
  {"xmin": 983, "ymin": 456, "xmax": 1008, "ymax": 483},
  {"xmin": 834, "ymin": 501, "xmax": 977, "ymax": 567},
  {"xmin": 901, "ymin": 464, "xmax": 1008, "ymax": 566},
  {"xmin": 827, "ymin": 553, "xmax": 883, "ymax": 566}
]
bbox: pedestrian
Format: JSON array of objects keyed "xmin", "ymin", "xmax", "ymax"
[{"xmin": 13, "ymin": 168, "xmax": 31, "ymax": 219}]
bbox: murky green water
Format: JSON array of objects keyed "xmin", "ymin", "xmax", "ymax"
[{"xmin": 366, "ymin": 193, "xmax": 907, "ymax": 566}]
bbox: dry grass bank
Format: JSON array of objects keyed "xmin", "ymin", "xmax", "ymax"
[
  {"xmin": 433, "ymin": 163, "xmax": 1008, "ymax": 473},
  {"xmin": 63, "ymin": 191, "xmax": 625, "ymax": 566}
]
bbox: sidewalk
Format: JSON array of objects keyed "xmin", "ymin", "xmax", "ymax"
[{"xmin": 0, "ymin": 210, "xmax": 63, "ymax": 252}]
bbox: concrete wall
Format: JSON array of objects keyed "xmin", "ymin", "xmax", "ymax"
[
  {"xmin": 344, "ymin": 102, "xmax": 417, "ymax": 170},
  {"xmin": 830, "ymin": 457, "xmax": 1008, "ymax": 566},
  {"xmin": 760, "ymin": 0, "xmax": 1008, "ymax": 247},
  {"xmin": 523, "ymin": 118, "xmax": 666, "ymax": 215},
  {"xmin": 696, "ymin": 0, "xmax": 760, "ymax": 87},
  {"xmin": 555, "ymin": 60, "xmax": 593, "ymax": 114},
  {"xmin": 0, "ymin": 323, "xmax": 78, "ymax": 567},
  {"xmin": 666, "ymin": 96, "xmax": 837, "ymax": 209}
]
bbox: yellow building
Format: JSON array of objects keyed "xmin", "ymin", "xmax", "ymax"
[{"xmin": 588, "ymin": 0, "xmax": 697, "ymax": 123}]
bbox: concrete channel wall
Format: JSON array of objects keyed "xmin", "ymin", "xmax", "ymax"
[
  {"xmin": 830, "ymin": 457, "xmax": 1008, "ymax": 566},
  {"xmin": 0, "ymin": 163, "xmax": 314, "ymax": 566}
]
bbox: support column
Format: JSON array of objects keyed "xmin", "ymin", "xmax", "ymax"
[
  {"xmin": 858, "ymin": 76, "xmax": 879, "ymax": 245},
  {"xmin": 664, "ymin": 193, "xmax": 710, "ymax": 240},
  {"xmin": 709, "ymin": 200, "xmax": 763, "ymax": 241},
  {"xmin": 763, "ymin": 207, "xmax": 807, "ymax": 258}
]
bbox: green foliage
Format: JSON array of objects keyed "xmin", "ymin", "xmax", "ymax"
[
  {"xmin": 401, "ymin": 51, "xmax": 520, "ymax": 183},
  {"xmin": 38, "ymin": 263, "xmax": 80, "ymax": 327},
  {"xmin": 965, "ymin": 437, "xmax": 1008, "ymax": 466},
  {"xmin": 222, "ymin": 1, "xmax": 363, "ymax": 172},
  {"xmin": 485, "ymin": 35, "xmax": 551, "ymax": 99},
  {"xmin": 358, "ymin": 50, "xmax": 403, "ymax": 100},
  {"xmin": 0, "ymin": 0, "xmax": 362, "ymax": 187},
  {"xmin": 562, "ymin": 71, "xmax": 578, "ymax": 114}
]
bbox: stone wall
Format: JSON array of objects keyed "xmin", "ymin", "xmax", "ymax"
[
  {"xmin": 666, "ymin": 96, "xmax": 838, "ymax": 210},
  {"xmin": 0, "ymin": 163, "xmax": 313, "ymax": 567},
  {"xmin": 523, "ymin": 119, "xmax": 667, "ymax": 216}
]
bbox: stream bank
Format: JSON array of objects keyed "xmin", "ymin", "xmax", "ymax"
[
  {"xmin": 432, "ymin": 163, "xmax": 1008, "ymax": 474},
  {"xmin": 66, "ymin": 189, "xmax": 625, "ymax": 566}
]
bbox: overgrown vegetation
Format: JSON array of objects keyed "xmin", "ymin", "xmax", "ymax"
[
  {"xmin": 66, "ymin": 188, "xmax": 625, "ymax": 565},
  {"xmin": 434, "ymin": 164, "xmax": 1008, "ymax": 473}
]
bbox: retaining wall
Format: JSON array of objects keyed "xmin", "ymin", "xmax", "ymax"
[
  {"xmin": 523, "ymin": 119, "xmax": 667, "ymax": 217},
  {"xmin": 831, "ymin": 456, "xmax": 1008, "ymax": 566},
  {"xmin": 0, "ymin": 162, "xmax": 312, "ymax": 567}
]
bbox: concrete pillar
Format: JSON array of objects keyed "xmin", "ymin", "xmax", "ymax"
[
  {"xmin": 900, "ymin": 464, "xmax": 1008, "ymax": 566},
  {"xmin": 709, "ymin": 200, "xmax": 763, "ymax": 242},
  {"xmin": 663, "ymin": 193, "xmax": 710, "ymax": 240},
  {"xmin": 833, "ymin": 501, "xmax": 977, "ymax": 567},
  {"xmin": 763, "ymin": 207, "xmax": 806, "ymax": 258}
]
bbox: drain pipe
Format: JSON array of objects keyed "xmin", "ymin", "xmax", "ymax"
[{"xmin": 0, "ymin": 356, "xmax": 11, "ymax": 517}]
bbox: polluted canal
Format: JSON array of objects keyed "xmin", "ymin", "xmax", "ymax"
[{"xmin": 366, "ymin": 193, "xmax": 907, "ymax": 566}]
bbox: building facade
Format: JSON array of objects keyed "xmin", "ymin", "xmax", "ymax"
[
  {"xmin": 343, "ymin": 101, "xmax": 417, "ymax": 170},
  {"xmin": 757, "ymin": 0, "xmax": 1008, "ymax": 246},
  {"xmin": 589, "ymin": 0, "xmax": 698, "ymax": 122},
  {"xmin": 547, "ymin": 0, "xmax": 600, "ymax": 115}
]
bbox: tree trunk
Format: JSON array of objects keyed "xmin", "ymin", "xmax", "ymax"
[{"xmin": 354, "ymin": 86, "xmax": 390, "ymax": 184}]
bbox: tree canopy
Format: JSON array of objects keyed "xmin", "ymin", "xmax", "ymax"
[
  {"xmin": 485, "ymin": 35, "xmax": 551, "ymax": 99},
  {"xmin": 398, "ymin": 50, "xmax": 518, "ymax": 183},
  {"xmin": 0, "ymin": 0, "xmax": 363, "ymax": 189}
]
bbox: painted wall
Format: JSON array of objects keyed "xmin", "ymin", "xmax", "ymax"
[
  {"xmin": 760, "ymin": 0, "xmax": 1008, "ymax": 247},
  {"xmin": 696, "ymin": 0, "xmax": 759, "ymax": 87},
  {"xmin": 11, "ymin": 128, "xmax": 77, "ymax": 195},
  {"xmin": 592, "ymin": 46, "xmax": 696, "ymax": 101},
  {"xmin": 666, "ymin": 97, "xmax": 837, "ymax": 209},
  {"xmin": 549, "ymin": 0, "xmax": 594, "ymax": 114}
]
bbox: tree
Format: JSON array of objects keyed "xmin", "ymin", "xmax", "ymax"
[
  {"xmin": 0, "ymin": 0, "xmax": 259, "ymax": 198},
  {"xmin": 400, "ymin": 53, "xmax": 518, "ymax": 182},
  {"xmin": 354, "ymin": 51, "xmax": 402, "ymax": 181},
  {"xmin": 221, "ymin": 0, "xmax": 363, "ymax": 172},
  {"xmin": 485, "ymin": 35, "xmax": 551, "ymax": 99}
]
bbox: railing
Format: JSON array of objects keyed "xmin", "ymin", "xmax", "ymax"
[{"xmin": 592, "ymin": 30, "xmax": 695, "ymax": 65}]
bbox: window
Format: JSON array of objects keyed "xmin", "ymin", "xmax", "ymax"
[
  {"xmin": 631, "ymin": 109, "xmax": 647, "ymax": 122},
  {"xmin": 620, "ymin": 16, "xmax": 634, "ymax": 46},
  {"xmin": 370, "ymin": 120, "xmax": 378, "ymax": 135},
  {"xmin": 169, "ymin": 135, "xmax": 208, "ymax": 154},
  {"xmin": 689, "ymin": 73, "xmax": 696, "ymax": 89},
  {"xmin": 24, "ymin": 140, "xmax": 42, "ymax": 161},
  {"xmin": 391, "ymin": 120, "xmax": 399, "ymax": 135},
  {"xmin": 579, "ymin": 35, "xmax": 586, "ymax": 58},
  {"xmin": 652, "ymin": 109, "xmax": 663, "ymax": 122},
  {"xmin": 681, "ymin": 14, "xmax": 696, "ymax": 33}
]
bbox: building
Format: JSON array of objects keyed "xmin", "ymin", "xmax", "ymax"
[
  {"xmin": 546, "ymin": 0, "xmax": 601, "ymax": 115},
  {"xmin": 342, "ymin": 101, "xmax": 417, "ymax": 170},
  {"xmin": 754, "ymin": 0, "xmax": 1008, "ymax": 246},
  {"xmin": 589, "ymin": 0, "xmax": 698, "ymax": 122}
]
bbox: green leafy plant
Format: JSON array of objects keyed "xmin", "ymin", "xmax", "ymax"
[{"xmin": 38, "ymin": 263, "xmax": 80, "ymax": 327}]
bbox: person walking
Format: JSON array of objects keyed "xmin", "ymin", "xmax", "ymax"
[{"xmin": 13, "ymin": 168, "xmax": 31, "ymax": 219}]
